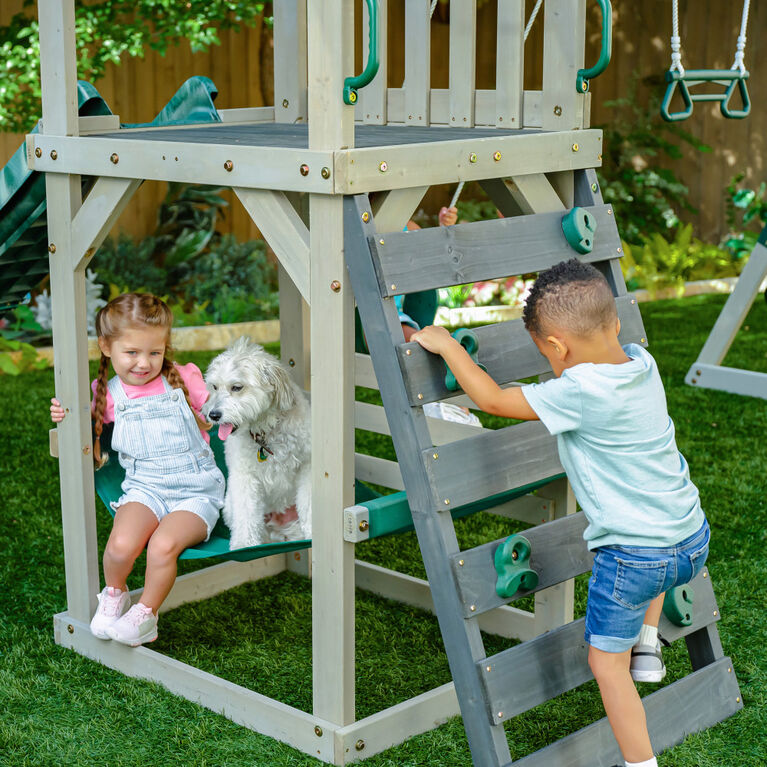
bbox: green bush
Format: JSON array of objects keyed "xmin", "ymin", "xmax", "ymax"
[
  {"xmin": 621, "ymin": 224, "xmax": 742, "ymax": 297},
  {"xmin": 723, "ymin": 174, "xmax": 767, "ymax": 259}
]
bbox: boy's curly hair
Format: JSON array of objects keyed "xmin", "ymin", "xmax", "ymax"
[{"xmin": 522, "ymin": 259, "xmax": 617, "ymax": 337}]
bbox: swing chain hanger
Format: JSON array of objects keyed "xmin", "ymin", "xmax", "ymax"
[{"xmin": 661, "ymin": 0, "xmax": 751, "ymax": 121}]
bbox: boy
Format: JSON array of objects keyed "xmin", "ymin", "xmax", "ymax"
[{"xmin": 411, "ymin": 259, "xmax": 709, "ymax": 767}]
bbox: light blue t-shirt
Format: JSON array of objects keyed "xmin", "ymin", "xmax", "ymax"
[{"xmin": 522, "ymin": 344, "xmax": 704, "ymax": 550}]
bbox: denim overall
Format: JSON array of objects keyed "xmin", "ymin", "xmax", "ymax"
[{"xmin": 108, "ymin": 375, "xmax": 224, "ymax": 539}]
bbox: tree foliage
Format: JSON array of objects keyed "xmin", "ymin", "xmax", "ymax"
[{"xmin": 0, "ymin": 0, "xmax": 272, "ymax": 133}]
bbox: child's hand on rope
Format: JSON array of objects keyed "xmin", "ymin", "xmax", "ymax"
[
  {"xmin": 50, "ymin": 398, "xmax": 66, "ymax": 423},
  {"xmin": 438, "ymin": 206, "xmax": 458, "ymax": 227}
]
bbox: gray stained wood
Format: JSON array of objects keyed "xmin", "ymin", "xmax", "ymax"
[
  {"xmin": 398, "ymin": 295, "xmax": 647, "ymax": 405},
  {"xmin": 479, "ymin": 568, "xmax": 720, "ymax": 723},
  {"xmin": 372, "ymin": 205, "xmax": 620, "ymax": 296},
  {"xmin": 508, "ymin": 657, "xmax": 741, "ymax": 767}
]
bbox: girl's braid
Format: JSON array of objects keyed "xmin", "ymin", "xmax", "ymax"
[
  {"xmin": 162, "ymin": 358, "xmax": 211, "ymax": 433},
  {"xmin": 92, "ymin": 352, "xmax": 111, "ymax": 468}
]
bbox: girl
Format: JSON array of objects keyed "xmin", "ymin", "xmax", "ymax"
[{"xmin": 50, "ymin": 293, "xmax": 225, "ymax": 646}]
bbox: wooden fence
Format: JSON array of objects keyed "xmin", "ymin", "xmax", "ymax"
[{"xmin": 1, "ymin": 0, "xmax": 764, "ymax": 243}]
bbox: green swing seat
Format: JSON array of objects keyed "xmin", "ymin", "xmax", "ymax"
[{"xmin": 94, "ymin": 427, "xmax": 563, "ymax": 562}]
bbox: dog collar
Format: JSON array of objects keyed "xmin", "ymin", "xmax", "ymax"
[{"xmin": 250, "ymin": 430, "xmax": 274, "ymax": 462}]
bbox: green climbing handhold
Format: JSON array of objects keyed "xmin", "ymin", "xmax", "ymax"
[
  {"xmin": 663, "ymin": 584, "xmax": 694, "ymax": 627},
  {"xmin": 445, "ymin": 328, "xmax": 486, "ymax": 392},
  {"xmin": 494, "ymin": 534, "xmax": 539, "ymax": 599},
  {"xmin": 562, "ymin": 207, "xmax": 598, "ymax": 254}
]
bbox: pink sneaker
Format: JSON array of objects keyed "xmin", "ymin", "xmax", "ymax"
[
  {"xmin": 106, "ymin": 603, "xmax": 158, "ymax": 646},
  {"xmin": 90, "ymin": 586, "xmax": 131, "ymax": 639}
]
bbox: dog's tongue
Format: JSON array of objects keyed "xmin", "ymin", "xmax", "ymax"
[{"xmin": 218, "ymin": 423, "xmax": 234, "ymax": 441}]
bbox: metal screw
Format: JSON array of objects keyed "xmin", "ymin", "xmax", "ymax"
[
  {"xmin": 379, "ymin": 238, "xmax": 385, "ymax": 245},
  {"xmin": 359, "ymin": 520, "xmax": 369, "ymax": 532},
  {"xmin": 444, "ymin": 499, "xmax": 450, "ymax": 506},
  {"xmin": 493, "ymin": 151, "xmax": 502, "ymax": 161},
  {"xmin": 67, "ymin": 624, "xmax": 74, "ymax": 634},
  {"xmin": 34, "ymin": 147, "xmax": 42, "ymax": 158},
  {"xmin": 571, "ymin": 143, "xmax": 580, "ymax": 152},
  {"xmin": 631, "ymin": 299, "xmax": 636, "ymax": 305},
  {"xmin": 691, "ymin": 379, "xmax": 697, "ymax": 384},
  {"xmin": 640, "ymin": 337, "xmax": 647, "ymax": 344},
  {"xmin": 736, "ymin": 697, "xmax": 741, "ymax": 703},
  {"xmin": 406, "ymin": 349, "xmax": 412, "ymax": 356},
  {"xmin": 486, "ymin": 665, "xmax": 492, "ymax": 672},
  {"xmin": 511, "ymin": 550, "xmax": 518, "ymax": 561},
  {"xmin": 553, "ymin": 105, "xmax": 563, "ymax": 116},
  {"xmin": 282, "ymin": 99, "xmax": 289, "ymax": 108},
  {"xmin": 82, "ymin": 446, "xmax": 90, "ymax": 455},
  {"xmin": 607, "ymin": 208, "xmax": 613, "ymax": 215},
  {"xmin": 110, "ymin": 153, "xmax": 119, "ymax": 164},
  {"xmin": 469, "ymin": 152, "xmax": 478, "ymax": 163},
  {"xmin": 417, "ymin": 393, "xmax": 423, "ymax": 400},
  {"xmin": 330, "ymin": 280, "xmax": 341, "ymax": 293},
  {"xmin": 728, "ymin": 667, "xmax": 732, "ymax": 673},
  {"xmin": 591, "ymin": 182, "xmax": 598, "ymax": 192},
  {"xmin": 432, "ymin": 452, "xmax": 439, "ymax": 460},
  {"xmin": 224, "ymin": 160, "xmax": 234, "ymax": 172},
  {"xmin": 617, "ymin": 247, "xmax": 623, "ymax": 253},
  {"xmin": 361, "ymin": 211, "xmax": 370, "ymax": 223},
  {"xmin": 498, "ymin": 711, "xmax": 504, "ymax": 719},
  {"xmin": 713, "ymin": 610, "xmax": 718, "ymax": 616},
  {"xmin": 300, "ymin": 164, "xmax": 310, "ymax": 176},
  {"xmin": 321, "ymin": 167, "xmax": 331, "ymax": 179},
  {"xmin": 379, "ymin": 161, "xmax": 388, "ymax": 172},
  {"xmin": 458, "ymin": 559, "xmax": 464, "ymax": 566},
  {"xmin": 597, "ymin": 153, "xmax": 603, "ymax": 161},
  {"xmin": 50, "ymin": 150, "xmax": 58, "ymax": 160},
  {"xmin": 314, "ymin": 726, "xmax": 323, "ymax": 737},
  {"xmin": 288, "ymin": 358, "xmax": 295, "ymax": 367},
  {"xmin": 696, "ymin": 369, "xmax": 702, "ymax": 376},
  {"xmin": 390, "ymin": 284, "xmax": 397, "ymax": 291},
  {"xmin": 470, "ymin": 604, "xmax": 476, "ymax": 611},
  {"xmin": 703, "ymin": 572, "xmax": 708, "ymax": 578},
  {"xmin": 355, "ymin": 740, "xmax": 365, "ymax": 751},
  {"xmin": 48, "ymin": 244, "xmax": 56, "ymax": 254},
  {"xmin": 294, "ymin": 552, "xmax": 301, "ymax": 561}
]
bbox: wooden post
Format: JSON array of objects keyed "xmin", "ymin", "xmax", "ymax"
[
  {"xmin": 307, "ymin": 0, "xmax": 356, "ymax": 729},
  {"xmin": 273, "ymin": 0, "xmax": 308, "ymax": 123},
  {"xmin": 39, "ymin": 0, "xmax": 100, "ymax": 623}
]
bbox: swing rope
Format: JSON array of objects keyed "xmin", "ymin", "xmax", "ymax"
[
  {"xmin": 448, "ymin": 0, "xmax": 543, "ymax": 211},
  {"xmin": 731, "ymin": 0, "xmax": 750, "ymax": 75},
  {"xmin": 670, "ymin": 0, "xmax": 684, "ymax": 76}
]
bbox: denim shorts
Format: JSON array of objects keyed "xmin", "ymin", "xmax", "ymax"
[{"xmin": 585, "ymin": 519, "xmax": 710, "ymax": 653}]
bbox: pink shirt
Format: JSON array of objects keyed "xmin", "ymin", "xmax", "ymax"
[{"xmin": 92, "ymin": 362, "xmax": 211, "ymax": 442}]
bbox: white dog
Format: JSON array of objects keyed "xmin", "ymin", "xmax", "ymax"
[{"xmin": 202, "ymin": 337, "xmax": 311, "ymax": 548}]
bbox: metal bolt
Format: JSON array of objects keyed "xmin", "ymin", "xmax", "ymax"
[
  {"xmin": 728, "ymin": 667, "xmax": 732, "ymax": 673},
  {"xmin": 359, "ymin": 520, "xmax": 369, "ymax": 532},
  {"xmin": 696, "ymin": 369, "xmax": 702, "ymax": 376},
  {"xmin": 444, "ymin": 499, "xmax": 450, "ymax": 506},
  {"xmin": 67, "ymin": 624, "xmax": 74, "ymax": 634},
  {"xmin": 713, "ymin": 610, "xmax": 718, "ymax": 616},
  {"xmin": 50, "ymin": 150, "xmax": 58, "ymax": 160},
  {"xmin": 300, "ymin": 164, "xmax": 310, "ymax": 176},
  {"xmin": 703, "ymin": 572, "xmax": 708, "ymax": 578},
  {"xmin": 640, "ymin": 337, "xmax": 647, "ymax": 344},
  {"xmin": 691, "ymin": 379, "xmax": 697, "ymax": 384},
  {"xmin": 597, "ymin": 153, "xmax": 603, "ymax": 161},
  {"xmin": 417, "ymin": 393, "xmax": 423, "ymax": 400},
  {"xmin": 379, "ymin": 238, "xmax": 385, "ymax": 245},
  {"xmin": 82, "ymin": 446, "xmax": 90, "ymax": 455},
  {"xmin": 379, "ymin": 161, "xmax": 388, "ymax": 172},
  {"xmin": 571, "ymin": 143, "xmax": 580, "ymax": 152},
  {"xmin": 631, "ymin": 299, "xmax": 636, "ymax": 305},
  {"xmin": 736, "ymin": 697, "xmax": 741, "ymax": 703},
  {"xmin": 110, "ymin": 153, "xmax": 119, "ymax": 164},
  {"xmin": 224, "ymin": 160, "xmax": 233, "ymax": 172},
  {"xmin": 321, "ymin": 167, "xmax": 331, "ymax": 179},
  {"xmin": 553, "ymin": 105, "xmax": 563, "ymax": 116},
  {"xmin": 282, "ymin": 99, "xmax": 289, "ymax": 108},
  {"xmin": 34, "ymin": 147, "xmax": 42, "ymax": 158},
  {"xmin": 355, "ymin": 740, "xmax": 365, "ymax": 751},
  {"xmin": 314, "ymin": 726, "xmax": 323, "ymax": 737},
  {"xmin": 591, "ymin": 182, "xmax": 598, "ymax": 192},
  {"xmin": 432, "ymin": 452, "xmax": 439, "ymax": 460},
  {"xmin": 361, "ymin": 211, "xmax": 370, "ymax": 223},
  {"xmin": 330, "ymin": 280, "xmax": 341, "ymax": 293},
  {"xmin": 288, "ymin": 358, "xmax": 295, "ymax": 367},
  {"xmin": 390, "ymin": 284, "xmax": 397, "ymax": 291},
  {"xmin": 607, "ymin": 208, "xmax": 613, "ymax": 215},
  {"xmin": 617, "ymin": 247, "xmax": 623, "ymax": 253},
  {"xmin": 469, "ymin": 152, "xmax": 478, "ymax": 163},
  {"xmin": 85, "ymin": 248, "xmax": 94, "ymax": 259},
  {"xmin": 498, "ymin": 711, "xmax": 504, "ymax": 719},
  {"xmin": 486, "ymin": 665, "xmax": 492, "ymax": 672},
  {"xmin": 511, "ymin": 550, "xmax": 518, "ymax": 561},
  {"xmin": 493, "ymin": 151, "xmax": 502, "ymax": 161},
  {"xmin": 458, "ymin": 559, "xmax": 464, "ymax": 566},
  {"xmin": 294, "ymin": 552, "xmax": 301, "ymax": 561},
  {"xmin": 48, "ymin": 244, "xmax": 56, "ymax": 254},
  {"xmin": 470, "ymin": 604, "xmax": 476, "ymax": 612},
  {"xmin": 406, "ymin": 349, "xmax": 412, "ymax": 356}
]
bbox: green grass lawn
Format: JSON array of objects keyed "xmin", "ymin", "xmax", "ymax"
[{"xmin": 1, "ymin": 293, "xmax": 765, "ymax": 766}]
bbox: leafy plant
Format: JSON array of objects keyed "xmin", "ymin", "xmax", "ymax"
[
  {"xmin": 596, "ymin": 76, "xmax": 711, "ymax": 245},
  {"xmin": 723, "ymin": 174, "xmax": 767, "ymax": 259},
  {"xmin": 0, "ymin": 336, "xmax": 48, "ymax": 375},
  {"xmin": 0, "ymin": 1, "xmax": 273, "ymax": 133},
  {"xmin": 621, "ymin": 224, "xmax": 742, "ymax": 297}
]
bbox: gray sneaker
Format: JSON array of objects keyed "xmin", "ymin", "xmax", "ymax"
[{"xmin": 630, "ymin": 639, "xmax": 667, "ymax": 683}]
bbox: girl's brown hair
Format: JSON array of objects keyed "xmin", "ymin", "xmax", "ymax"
[{"xmin": 92, "ymin": 293, "xmax": 209, "ymax": 467}]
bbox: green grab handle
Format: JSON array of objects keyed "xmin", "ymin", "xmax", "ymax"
[
  {"xmin": 494, "ymin": 535, "xmax": 539, "ymax": 599},
  {"xmin": 662, "ymin": 584, "xmax": 694, "ymax": 627},
  {"xmin": 562, "ymin": 207, "xmax": 598, "ymax": 254},
  {"xmin": 661, "ymin": 69, "xmax": 751, "ymax": 122},
  {"xmin": 576, "ymin": 0, "xmax": 612, "ymax": 94},
  {"xmin": 445, "ymin": 328, "xmax": 487, "ymax": 392},
  {"xmin": 343, "ymin": 0, "xmax": 380, "ymax": 105}
]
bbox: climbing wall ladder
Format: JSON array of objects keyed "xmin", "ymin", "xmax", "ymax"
[
  {"xmin": 344, "ymin": 170, "xmax": 743, "ymax": 766},
  {"xmin": 685, "ymin": 225, "xmax": 767, "ymax": 399}
]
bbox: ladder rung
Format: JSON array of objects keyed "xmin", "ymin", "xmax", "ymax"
[{"xmin": 480, "ymin": 568, "xmax": 720, "ymax": 725}]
